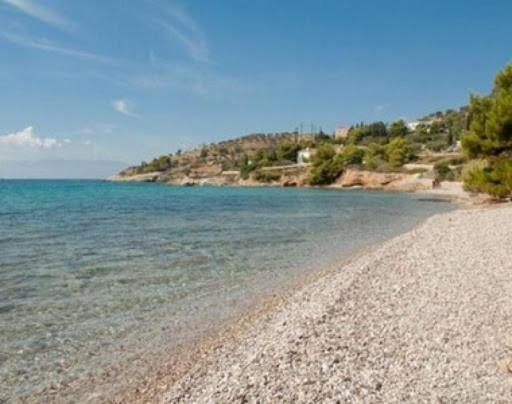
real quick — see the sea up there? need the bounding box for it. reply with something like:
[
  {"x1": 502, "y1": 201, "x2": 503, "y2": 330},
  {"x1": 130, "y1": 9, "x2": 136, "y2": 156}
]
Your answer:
[{"x1": 0, "y1": 180, "x2": 453, "y2": 401}]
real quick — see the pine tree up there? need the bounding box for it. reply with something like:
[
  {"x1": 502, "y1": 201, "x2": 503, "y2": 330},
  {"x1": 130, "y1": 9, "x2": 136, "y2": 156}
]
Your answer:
[{"x1": 462, "y1": 63, "x2": 512, "y2": 198}]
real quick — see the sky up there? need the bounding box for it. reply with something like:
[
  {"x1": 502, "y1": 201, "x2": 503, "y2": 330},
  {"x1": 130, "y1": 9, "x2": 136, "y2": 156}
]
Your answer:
[{"x1": 0, "y1": 0, "x2": 511, "y2": 176}]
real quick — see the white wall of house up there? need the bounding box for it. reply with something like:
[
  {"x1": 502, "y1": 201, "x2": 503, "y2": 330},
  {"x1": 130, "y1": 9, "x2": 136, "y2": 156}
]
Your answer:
[{"x1": 297, "y1": 149, "x2": 312, "y2": 165}]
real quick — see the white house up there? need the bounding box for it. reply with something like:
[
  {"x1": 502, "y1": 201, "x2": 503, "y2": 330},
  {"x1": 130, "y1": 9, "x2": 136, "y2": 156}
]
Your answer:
[
  {"x1": 407, "y1": 119, "x2": 436, "y2": 131},
  {"x1": 407, "y1": 121, "x2": 421, "y2": 130},
  {"x1": 297, "y1": 148, "x2": 313, "y2": 165}
]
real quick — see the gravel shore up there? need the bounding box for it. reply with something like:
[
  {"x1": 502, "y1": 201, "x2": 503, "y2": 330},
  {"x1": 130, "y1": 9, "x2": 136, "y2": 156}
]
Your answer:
[{"x1": 163, "y1": 206, "x2": 512, "y2": 403}]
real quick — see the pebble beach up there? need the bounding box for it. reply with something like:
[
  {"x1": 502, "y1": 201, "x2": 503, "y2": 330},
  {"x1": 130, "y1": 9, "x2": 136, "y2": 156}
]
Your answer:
[{"x1": 163, "y1": 205, "x2": 512, "y2": 403}]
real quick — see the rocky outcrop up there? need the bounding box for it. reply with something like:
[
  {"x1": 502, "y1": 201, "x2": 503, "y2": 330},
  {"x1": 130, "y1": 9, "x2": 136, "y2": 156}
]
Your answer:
[
  {"x1": 333, "y1": 169, "x2": 432, "y2": 192},
  {"x1": 111, "y1": 167, "x2": 433, "y2": 193},
  {"x1": 109, "y1": 172, "x2": 160, "y2": 182},
  {"x1": 166, "y1": 173, "x2": 240, "y2": 187}
]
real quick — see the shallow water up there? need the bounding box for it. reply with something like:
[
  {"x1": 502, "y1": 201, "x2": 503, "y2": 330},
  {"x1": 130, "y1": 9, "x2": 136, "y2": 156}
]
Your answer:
[{"x1": 0, "y1": 180, "x2": 453, "y2": 401}]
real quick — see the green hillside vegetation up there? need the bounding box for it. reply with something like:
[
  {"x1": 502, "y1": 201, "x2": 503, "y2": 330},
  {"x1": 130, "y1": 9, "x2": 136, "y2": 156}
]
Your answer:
[
  {"x1": 124, "y1": 66, "x2": 512, "y2": 192},
  {"x1": 122, "y1": 111, "x2": 468, "y2": 185},
  {"x1": 118, "y1": 63, "x2": 512, "y2": 199},
  {"x1": 127, "y1": 132, "x2": 315, "y2": 177},
  {"x1": 307, "y1": 108, "x2": 469, "y2": 185},
  {"x1": 461, "y1": 63, "x2": 512, "y2": 198}
]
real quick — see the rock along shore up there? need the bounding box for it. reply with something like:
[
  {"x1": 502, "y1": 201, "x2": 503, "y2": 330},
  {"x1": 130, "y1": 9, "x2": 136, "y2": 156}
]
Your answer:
[{"x1": 162, "y1": 205, "x2": 512, "y2": 403}]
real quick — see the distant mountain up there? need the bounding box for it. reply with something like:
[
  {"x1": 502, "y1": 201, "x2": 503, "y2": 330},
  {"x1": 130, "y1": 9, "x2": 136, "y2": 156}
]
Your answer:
[{"x1": 0, "y1": 159, "x2": 128, "y2": 179}]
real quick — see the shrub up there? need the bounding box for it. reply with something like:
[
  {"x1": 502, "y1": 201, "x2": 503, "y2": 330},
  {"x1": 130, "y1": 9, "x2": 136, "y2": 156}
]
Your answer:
[
  {"x1": 276, "y1": 143, "x2": 301, "y2": 162},
  {"x1": 386, "y1": 138, "x2": 414, "y2": 168},
  {"x1": 253, "y1": 170, "x2": 281, "y2": 183},
  {"x1": 463, "y1": 158, "x2": 512, "y2": 198},
  {"x1": 388, "y1": 120, "x2": 409, "y2": 138},
  {"x1": 364, "y1": 144, "x2": 388, "y2": 170},
  {"x1": 144, "y1": 155, "x2": 172, "y2": 172},
  {"x1": 308, "y1": 145, "x2": 344, "y2": 185},
  {"x1": 425, "y1": 138, "x2": 449, "y2": 152},
  {"x1": 240, "y1": 161, "x2": 256, "y2": 180},
  {"x1": 338, "y1": 145, "x2": 365, "y2": 166},
  {"x1": 434, "y1": 161, "x2": 454, "y2": 181},
  {"x1": 347, "y1": 121, "x2": 388, "y2": 145}
]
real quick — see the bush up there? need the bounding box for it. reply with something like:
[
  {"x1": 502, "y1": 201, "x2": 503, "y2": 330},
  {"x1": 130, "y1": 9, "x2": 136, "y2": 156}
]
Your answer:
[
  {"x1": 253, "y1": 170, "x2": 281, "y2": 183},
  {"x1": 338, "y1": 145, "x2": 365, "y2": 166},
  {"x1": 463, "y1": 158, "x2": 512, "y2": 198},
  {"x1": 386, "y1": 138, "x2": 414, "y2": 168},
  {"x1": 434, "y1": 161, "x2": 455, "y2": 181},
  {"x1": 276, "y1": 143, "x2": 301, "y2": 162},
  {"x1": 425, "y1": 138, "x2": 449, "y2": 152},
  {"x1": 308, "y1": 145, "x2": 344, "y2": 185},
  {"x1": 240, "y1": 160, "x2": 256, "y2": 179},
  {"x1": 364, "y1": 144, "x2": 388, "y2": 170},
  {"x1": 143, "y1": 155, "x2": 172, "y2": 172},
  {"x1": 347, "y1": 121, "x2": 388, "y2": 145},
  {"x1": 389, "y1": 120, "x2": 408, "y2": 138}
]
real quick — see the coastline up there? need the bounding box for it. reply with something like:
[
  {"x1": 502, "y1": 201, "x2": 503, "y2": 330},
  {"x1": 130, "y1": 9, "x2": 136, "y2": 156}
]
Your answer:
[
  {"x1": 159, "y1": 204, "x2": 512, "y2": 403},
  {"x1": 22, "y1": 195, "x2": 504, "y2": 403},
  {"x1": 109, "y1": 170, "x2": 493, "y2": 208},
  {"x1": 5, "y1": 185, "x2": 452, "y2": 404}
]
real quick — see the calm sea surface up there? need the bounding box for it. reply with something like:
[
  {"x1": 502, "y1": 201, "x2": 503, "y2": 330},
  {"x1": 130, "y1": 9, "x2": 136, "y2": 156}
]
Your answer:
[{"x1": 0, "y1": 180, "x2": 453, "y2": 401}]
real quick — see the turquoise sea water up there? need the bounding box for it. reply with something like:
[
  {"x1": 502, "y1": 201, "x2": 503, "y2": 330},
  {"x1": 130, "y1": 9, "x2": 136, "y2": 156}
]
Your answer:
[{"x1": 0, "y1": 180, "x2": 453, "y2": 401}]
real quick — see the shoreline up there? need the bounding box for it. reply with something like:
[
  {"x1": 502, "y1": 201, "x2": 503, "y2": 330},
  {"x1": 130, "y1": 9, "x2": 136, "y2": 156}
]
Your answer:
[
  {"x1": 109, "y1": 173, "x2": 493, "y2": 208},
  {"x1": 84, "y1": 217, "x2": 409, "y2": 404},
  {"x1": 7, "y1": 185, "x2": 453, "y2": 404},
  {"x1": 160, "y1": 204, "x2": 512, "y2": 402},
  {"x1": 106, "y1": 205, "x2": 457, "y2": 403}
]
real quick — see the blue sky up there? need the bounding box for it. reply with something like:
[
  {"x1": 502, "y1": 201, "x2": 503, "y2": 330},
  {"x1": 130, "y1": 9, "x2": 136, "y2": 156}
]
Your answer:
[{"x1": 0, "y1": 0, "x2": 511, "y2": 169}]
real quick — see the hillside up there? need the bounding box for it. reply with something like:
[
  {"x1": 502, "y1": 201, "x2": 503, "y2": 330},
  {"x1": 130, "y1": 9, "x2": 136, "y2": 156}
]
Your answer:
[{"x1": 114, "y1": 107, "x2": 468, "y2": 188}]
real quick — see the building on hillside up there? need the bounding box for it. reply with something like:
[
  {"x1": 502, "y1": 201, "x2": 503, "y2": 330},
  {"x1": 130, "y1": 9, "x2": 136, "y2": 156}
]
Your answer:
[
  {"x1": 297, "y1": 148, "x2": 314, "y2": 165},
  {"x1": 407, "y1": 119, "x2": 437, "y2": 131},
  {"x1": 407, "y1": 121, "x2": 421, "y2": 130},
  {"x1": 335, "y1": 126, "x2": 350, "y2": 139}
]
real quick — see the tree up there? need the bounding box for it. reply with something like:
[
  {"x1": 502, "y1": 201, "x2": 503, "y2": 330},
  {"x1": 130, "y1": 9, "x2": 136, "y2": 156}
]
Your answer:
[
  {"x1": 276, "y1": 143, "x2": 301, "y2": 162},
  {"x1": 434, "y1": 161, "x2": 454, "y2": 181},
  {"x1": 364, "y1": 143, "x2": 387, "y2": 170},
  {"x1": 386, "y1": 138, "x2": 414, "y2": 167},
  {"x1": 368, "y1": 121, "x2": 388, "y2": 137},
  {"x1": 389, "y1": 120, "x2": 408, "y2": 138},
  {"x1": 429, "y1": 121, "x2": 445, "y2": 134},
  {"x1": 314, "y1": 131, "x2": 332, "y2": 144},
  {"x1": 338, "y1": 145, "x2": 364, "y2": 165},
  {"x1": 346, "y1": 121, "x2": 388, "y2": 145},
  {"x1": 240, "y1": 155, "x2": 256, "y2": 179},
  {"x1": 461, "y1": 63, "x2": 512, "y2": 198},
  {"x1": 308, "y1": 145, "x2": 344, "y2": 185}
]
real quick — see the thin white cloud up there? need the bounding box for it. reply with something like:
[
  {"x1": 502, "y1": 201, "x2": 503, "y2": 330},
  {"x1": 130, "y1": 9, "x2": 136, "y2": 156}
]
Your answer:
[
  {"x1": 75, "y1": 124, "x2": 115, "y2": 136},
  {"x1": 0, "y1": 31, "x2": 111, "y2": 62},
  {"x1": 128, "y1": 68, "x2": 260, "y2": 96},
  {"x1": 112, "y1": 99, "x2": 139, "y2": 118},
  {"x1": 123, "y1": 57, "x2": 260, "y2": 96},
  {"x1": 374, "y1": 104, "x2": 389, "y2": 115},
  {"x1": 0, "y1": 0, "x2": 73, "y2": 31},
  {"x1": 0, "y1": 126, "x2": 61, "y2": 148},
  {"x1": 159, "y1": 6, "x2": 210, "y2": 63}
]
